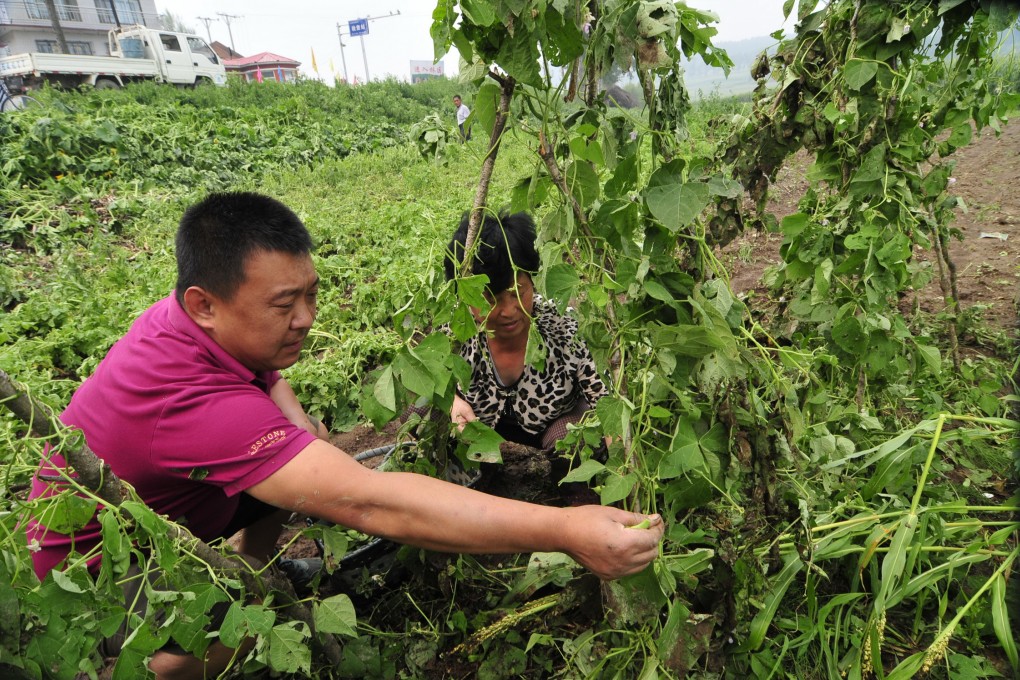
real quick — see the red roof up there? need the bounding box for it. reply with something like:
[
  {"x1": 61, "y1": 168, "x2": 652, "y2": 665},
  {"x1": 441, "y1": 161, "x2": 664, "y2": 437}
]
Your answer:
[{"x1": 224, "y1": 52, "x2": 300, "y2": 68}]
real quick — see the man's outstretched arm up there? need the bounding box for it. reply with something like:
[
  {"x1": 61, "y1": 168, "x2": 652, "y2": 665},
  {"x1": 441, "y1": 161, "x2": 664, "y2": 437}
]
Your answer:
[{"x1": 246, "y1": 439, "x2": 663, "y2": 581}]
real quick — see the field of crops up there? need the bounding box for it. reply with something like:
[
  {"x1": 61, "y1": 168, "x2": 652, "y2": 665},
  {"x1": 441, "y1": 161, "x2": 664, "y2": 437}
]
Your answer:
[{"x1": 1, "y1": 1, "x2": 1018, "y2": 678}]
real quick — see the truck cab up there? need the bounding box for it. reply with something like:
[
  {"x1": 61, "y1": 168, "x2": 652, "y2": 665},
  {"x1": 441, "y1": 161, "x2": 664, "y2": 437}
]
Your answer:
[{"x1": 111, "y1": 26, "x2": 226, "y2": 86}]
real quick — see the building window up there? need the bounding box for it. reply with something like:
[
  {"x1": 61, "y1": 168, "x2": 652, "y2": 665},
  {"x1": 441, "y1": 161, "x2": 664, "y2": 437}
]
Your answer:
[
  {"x1": 36, "y1": 40, "x2": 94, "y2": 55},
  {"x1": 95, "y1": 0, "x2": 144, "y2": 25},
  {"x1": 27, "y1": 1, "x2": 83, "y2": 22}
]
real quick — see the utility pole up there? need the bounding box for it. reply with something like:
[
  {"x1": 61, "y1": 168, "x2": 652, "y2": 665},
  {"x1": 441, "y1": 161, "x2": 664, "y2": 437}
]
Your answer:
[
  {"x1": 43, "y1": 0, "x2": 69, "y2": 53},
  {"x1": 107, "y1": 0, "x2": 122, "y2": 29},
  {"x1": 196, "y1": 16, "x2": 218, "y2": 43},
  {"x1": 334, "y1": 24, "x2": 349, "y2": 83},
  {"x1": 216, "y1": 12, "x2": 242, "y2": 54},
  {"x1": 336, "y1": 10, "x2": 400, "y2": 84}
]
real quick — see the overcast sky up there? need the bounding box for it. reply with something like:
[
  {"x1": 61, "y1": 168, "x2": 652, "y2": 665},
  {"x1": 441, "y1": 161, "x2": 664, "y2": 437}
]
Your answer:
[{"x1": 155, "y1": 1, "x2": 793, "y2": 82}]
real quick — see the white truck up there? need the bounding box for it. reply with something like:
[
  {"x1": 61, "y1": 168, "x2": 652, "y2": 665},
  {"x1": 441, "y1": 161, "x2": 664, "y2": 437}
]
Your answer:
[{"x1": 0, "y1": 25, "x2": 227, "y2": 92}]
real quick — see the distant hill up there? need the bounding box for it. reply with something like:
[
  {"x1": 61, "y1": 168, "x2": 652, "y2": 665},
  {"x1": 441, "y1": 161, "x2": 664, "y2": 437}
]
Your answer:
[{"x1": 683, "y1": 35, "x2": 774, "y2": 99}]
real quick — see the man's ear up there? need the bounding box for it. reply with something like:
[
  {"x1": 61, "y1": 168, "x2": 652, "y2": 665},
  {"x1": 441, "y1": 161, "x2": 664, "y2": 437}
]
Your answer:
[{"x1": 182, "y1": 286, "x2": 217, "y2": 330}]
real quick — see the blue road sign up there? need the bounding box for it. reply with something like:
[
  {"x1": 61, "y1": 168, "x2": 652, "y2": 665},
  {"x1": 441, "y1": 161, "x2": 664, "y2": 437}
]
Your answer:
[{"x1": 349, "y1": 18, "x2": 369, "y2": 36}]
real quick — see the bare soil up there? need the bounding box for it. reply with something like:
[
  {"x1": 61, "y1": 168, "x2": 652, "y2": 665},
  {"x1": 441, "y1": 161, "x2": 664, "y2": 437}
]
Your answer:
[{"x1": 723, "y1": 122, "x2": 1020, "y2": 338}]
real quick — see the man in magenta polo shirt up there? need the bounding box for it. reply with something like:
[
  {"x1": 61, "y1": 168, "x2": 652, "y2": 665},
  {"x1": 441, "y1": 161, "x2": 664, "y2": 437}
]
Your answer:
[{"x1": 28, "y1": 192, "x2": 663, "y2": 678}]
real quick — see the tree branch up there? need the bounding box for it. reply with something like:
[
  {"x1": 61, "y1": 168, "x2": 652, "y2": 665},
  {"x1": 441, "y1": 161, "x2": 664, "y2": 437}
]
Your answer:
[{"x1": 460, "y1": 75, "x2": 517, "y2": 277}]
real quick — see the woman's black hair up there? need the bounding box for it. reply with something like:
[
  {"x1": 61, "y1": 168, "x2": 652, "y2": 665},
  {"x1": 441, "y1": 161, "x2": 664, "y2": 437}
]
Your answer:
[
  {"x1": 175, "y1": 192, "x2": 312, "y2": 304},
  {"x1": 445, "y1": 212, "x2": 540, "y2": 294}
]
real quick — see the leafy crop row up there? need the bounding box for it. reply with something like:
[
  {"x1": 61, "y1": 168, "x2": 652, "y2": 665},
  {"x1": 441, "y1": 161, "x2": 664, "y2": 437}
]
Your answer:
[{"x1": 0, "y1": 1, "x2": 1017, "y2": 678}]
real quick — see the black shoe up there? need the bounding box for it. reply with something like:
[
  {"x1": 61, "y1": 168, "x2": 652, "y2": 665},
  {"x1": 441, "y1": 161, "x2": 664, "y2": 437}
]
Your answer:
[{"x1": 278, "y1": 557, "x2": 323, "y2": 591}]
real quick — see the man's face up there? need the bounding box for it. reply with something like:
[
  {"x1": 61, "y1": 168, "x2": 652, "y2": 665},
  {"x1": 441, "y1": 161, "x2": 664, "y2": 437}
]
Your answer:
[
  {"x1": 453, "y1": 96, "x2": 461, "y2": 107},
  {"x1": 204, "y1": 249, "x2": 319, "y2": 373}
]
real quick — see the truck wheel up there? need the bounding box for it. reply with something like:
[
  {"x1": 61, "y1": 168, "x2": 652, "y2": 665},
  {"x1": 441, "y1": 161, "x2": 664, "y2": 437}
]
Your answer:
[{"x1": 94, "y1": 79, "x2": 121, "y2": 90}]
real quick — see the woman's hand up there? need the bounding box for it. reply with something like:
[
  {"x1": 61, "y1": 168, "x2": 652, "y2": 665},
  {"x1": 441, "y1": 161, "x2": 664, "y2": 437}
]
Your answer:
[
  {"x1": 450, "y1": 394, "x2": 477, "y2": 432},
  {"x1": 559, "y1": 506, "x2": 664, "y2": 580}
]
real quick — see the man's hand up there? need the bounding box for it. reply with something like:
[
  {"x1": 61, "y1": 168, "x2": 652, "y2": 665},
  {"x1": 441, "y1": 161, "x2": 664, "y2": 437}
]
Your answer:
[{"x1": 559, "y1": 506, "x2": 664, "y2": 580}]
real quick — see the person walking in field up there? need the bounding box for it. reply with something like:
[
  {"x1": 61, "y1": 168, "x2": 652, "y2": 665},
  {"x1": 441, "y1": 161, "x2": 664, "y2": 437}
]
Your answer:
[
  {"x1": 454, "y1": 94, "x2": 471, "y2": 141},
  {"x1": 26, "y1": 192, "x2": 663, "y2": 679}
]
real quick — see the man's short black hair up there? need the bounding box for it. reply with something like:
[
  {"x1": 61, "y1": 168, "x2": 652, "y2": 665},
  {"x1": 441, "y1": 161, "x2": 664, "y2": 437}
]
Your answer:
[
  {"x1": 175, "y1": 192, "x2": 313, "y2": 303},
  {"x1": 445, "y1": 212, "x2": 540, "y2": 295}
]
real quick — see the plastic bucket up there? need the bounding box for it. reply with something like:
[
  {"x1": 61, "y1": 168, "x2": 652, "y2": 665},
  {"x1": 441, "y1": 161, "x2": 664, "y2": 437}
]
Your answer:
[{"x1": 119, "y1": 38, "x2": 144, "y2": 59}]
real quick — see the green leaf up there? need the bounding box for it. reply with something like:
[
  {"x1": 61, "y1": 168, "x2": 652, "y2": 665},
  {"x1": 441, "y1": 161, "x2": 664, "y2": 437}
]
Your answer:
[
  {"x1": 314, "y1": 594, "x2": 359, "y2": 637},
  {"x1": 472, "y1": 80, "x2": 501, "y2": 137},
  {"x1": 320, "y1": 524, "x2": 350, "y2": 570},
  {"x1": 938, "y1": 0, "x2": 969, "y2": 15},
  {"x1": 507, "y1": 552, "x2": 578, "y2": 601},
  {"x1": 560, "y1": 459, "x2": 605, "y2": 483},
  {"x1": 851, "y1": 144, "x2": 887, "y2": 183},
  {"x1": 986, "y1": 0, "x2": 1020, "y2": 31},
  {"x1": 605, "y1": 153, "x2": 638, "y2": 198},
  {"x1": 947, "y1": 123, "x2": 972, "y2": 149},
  {"x1": 268, "y1": 621, "x2": 312, "y2": 675},
  {"x1": 32, "y1": 493, "x2": 97, "y2": 534},
  {"x1": 545, "y1": 263, "x2": 580, "y2": 303},
  {"x1": 991, "y1": 572, "x2": 1018, "y2": 672},
  {"x1": 831, "y1": 315, "x2": 866, "y2": 353},
  {"x1": 450, "y1": 300, "x2": 479, "y2": 342},
  {"x1": 875, "y1": 513, "x2": 917, "y2": 611},
  {"x1": 743, "y1": 555, "x2": 803, "y2": 651},
  {"x1": 460, "y1": 420, "x2": 504, "y2": 463},
  {"x1": 707, "y1": 175, "x2": 743, "y2": 198},
  {"x1": 810, "y1": 258, "x2": 833, "y2": 305},
  {"x1": 564, "y1": 161, "x2": 600, "y2": 208},
  {"x1": 600, "y1": 471, "x2": 637, "y2": 505},
  {"x1": 643, "y1": 279, "x2": 674, "y2": 303},
  {"x1": 651, "y1": 325, "x2": 726, "y2": 358},
  {"x1": 913, "y1": 343, "x2": 941, "y2": 376},
  {"x1": 644, "y1": 182, "x2": 711, "y2": 232},
  {"x1": 595, "y1": 396, "x2": 631, "y2": 439},
  {"x1": 494, "y1": 28, "x2": 542, "y2": 85},
  {"x1": 372, "y1": 365, "x2": 398, "y2": 412},
  {"x1": 461, "y1": 0, "x2": 498, "y2": 26},
  {"x1": 51, "y1": 568, "x2": 88, "y2": 594},
  {"x1": 394, "y1": 352, "x2": 436, "y2": 399},
  {"x1": 780, "y1": 212, "x2": 810, "y2": 238},
  {"x1": 844, "y1": 59, "x2": 878, "y2": 90}
]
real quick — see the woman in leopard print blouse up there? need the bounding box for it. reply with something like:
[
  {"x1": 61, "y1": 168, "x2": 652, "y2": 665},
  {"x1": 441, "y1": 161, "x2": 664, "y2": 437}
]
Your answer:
[{"x1": 445, "y1": 212, "x2": 608, "y2": 451}]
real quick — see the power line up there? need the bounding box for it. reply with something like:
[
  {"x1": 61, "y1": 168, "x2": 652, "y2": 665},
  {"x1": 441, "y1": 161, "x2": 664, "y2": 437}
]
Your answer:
[
  {"x1": 196, "y1": 16, "x2": 218, "y2": 44},
  {"x1": 215, "y1": 12, "x2": 243, "y2": 53}
]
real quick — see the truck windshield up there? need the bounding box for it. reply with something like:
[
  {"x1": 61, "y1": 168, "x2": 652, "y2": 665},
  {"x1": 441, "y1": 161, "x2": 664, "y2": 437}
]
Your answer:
[{"x1": 187, "y1": 37, "x2": 219, "y2": 64}]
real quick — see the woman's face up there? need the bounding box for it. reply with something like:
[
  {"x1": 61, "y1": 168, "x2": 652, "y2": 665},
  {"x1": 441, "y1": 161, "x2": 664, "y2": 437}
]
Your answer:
[{"x1": 474, "y1": 272, "x2": 535, "y2": 343}]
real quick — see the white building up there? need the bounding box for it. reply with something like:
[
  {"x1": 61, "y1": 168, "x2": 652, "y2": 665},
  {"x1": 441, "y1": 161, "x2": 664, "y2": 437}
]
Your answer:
[{"x1": 0, "y1": 1, "x2": 160, "y2": 57}]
